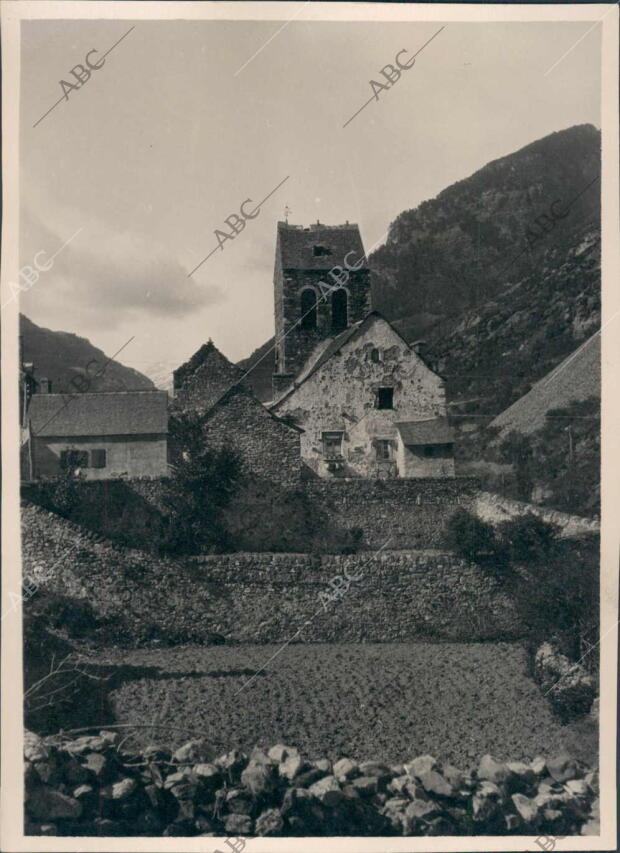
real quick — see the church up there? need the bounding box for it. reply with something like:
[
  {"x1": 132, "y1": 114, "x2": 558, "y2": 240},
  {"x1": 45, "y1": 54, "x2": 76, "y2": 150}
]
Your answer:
[{"x1": 269, "y1": 220, "x2": 455, "y2": 479}]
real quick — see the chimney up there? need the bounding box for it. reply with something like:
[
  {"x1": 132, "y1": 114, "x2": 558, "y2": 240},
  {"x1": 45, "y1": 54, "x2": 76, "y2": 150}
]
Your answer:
[{"x1": 39, "y1": 378, "x2": 52, "y2": 394}]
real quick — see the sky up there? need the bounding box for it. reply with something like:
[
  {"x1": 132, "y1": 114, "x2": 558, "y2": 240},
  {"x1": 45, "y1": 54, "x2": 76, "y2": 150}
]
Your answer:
[{"x1": 20, "y1": 16, "x2": 601, "y2": 387}]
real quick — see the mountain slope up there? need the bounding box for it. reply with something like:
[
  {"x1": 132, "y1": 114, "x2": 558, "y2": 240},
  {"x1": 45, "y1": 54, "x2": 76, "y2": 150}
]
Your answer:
[
  {"x1": 20, "y1": 314, "x2": 154, "y2": 393},
  {"x1": 239, "y1": 125, "x2": 601, "y2": 409}
]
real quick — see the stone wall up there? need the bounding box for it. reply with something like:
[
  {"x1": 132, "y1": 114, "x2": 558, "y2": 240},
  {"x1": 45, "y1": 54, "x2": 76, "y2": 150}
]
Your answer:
[
  {"x1": 473, "y1": 491, "x2": 599, "y2": 538},
  {"x1": 306, "y1": 477, "x2": 479, "y2": 549},
  {"x1": 191, "y1": 549, "x2": 523, "y2": 643},
  {"x1": 24, "y1": 730, "x2": 599, "y2": 838}
]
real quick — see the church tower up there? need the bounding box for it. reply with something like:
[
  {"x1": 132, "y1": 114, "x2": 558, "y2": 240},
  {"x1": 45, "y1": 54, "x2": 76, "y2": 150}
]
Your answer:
[{"x1": 272, "y1": 221, "x2": 371, "y2": 398}]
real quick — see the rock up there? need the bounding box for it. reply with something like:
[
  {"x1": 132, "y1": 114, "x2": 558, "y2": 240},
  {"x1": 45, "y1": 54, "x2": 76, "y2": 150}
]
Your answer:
[
  {"x1": 109, "y1": 778, "x2": 137, "y2": 800},
  {"x1": 309, "y1": 775, "x2": 345, "y2": 807},
  {"x1": 314, "y1": 758, "x2": 332, "y2": 773},
  {"x1": 33, "y1": 761, "x2": 57, "y2": 784},
  {"x1": 194, "y1": 763, "x2": 221, "y2": 787},
  {"x1": 249, "y1": 747, "x2": 273, "y2": 765},
  {"x1": 225, "y1": 813, "x2": 253, "y2": 834},
  {"x1": 405, "y1": 755, "x2": 437, "y2": 779},
  {"x1": 268, "y1": 744, "x2": 297, "y2": 763},
  {"x1": 477, "y1": 754, "x2": 513, "y2": 786},
  {"x1": 169, "y1": 777, "x2": 199, "y2": 801},
  {"x1": 163, "y1": 771, "x2": 188, "y2": 789},
  {"x1": 402, "y1": 798, "x2": 442, "y2": 833},
  {"x1": 506, "y1": 761, "x2": 536, "y2": 792},
  {"x1": 349, "y1": 776, "x2": 379, "y2": 796},
  {"x1": 24, "y1": 731, "x2": 49, "y2": 763},
  {"x1": 333, "y1": 757, "x2": 358, "y2": 782},
  {"x1": 226, "y1": 788, "x2": 253, "y2": 814},
  {"x1": 296, "y1": 767, "x2": 328, "y2": 788},
  {"x1": 442, "y1": 764, "x2": 465, "y2": 790},
  {"x1": 504, "y1": 813, "x2": 521, "y2": 832},
  {"x1": 240, "y1": 760, "x2": 278, "y2": 796},
  {"x1": 173, "y1": 739, "x2": 213, "y2": 765},
  {"x1": 418, "y1": 769, "x2": 453, "y2": 797},
  {"x1": 380, "y1": 797, "x2": 408, "y2": 831},
  {"x1": 279, "y1": 753, "x2": 304, "y2": 781},
  {"x1": 73, "y1": 784, "x2": 95, "y2": 801},
  {"x1": 511, "y1": 793, "x2": 539, "y2": 824},
  {"x1": 547, "y1": 754, "x2": 583, "y2": 783},
  {"x1": 62, "y1": 755, "x2": 91, "y2": 785},
  {"x1": 585, "y1": 770, "x2": 599, "y2": 794},
  {"x1": 387, "y1": 774, "x2": 409, "y2": 795},
  {"x1": 531, "y1": 756, "x2": 547, "y2": 776},
  {"x1": 27, "y1": 787, "x2": 82, "y2": 821},
  {"x1": 64, "y1": 735, "x2": 108, "y2": 755},
  {"x1": 358, "y1": 761, "x2": 391, "y2": 778},
  {"x1": 215, "y1": 749, "x2": 247, "y2": 776},
  {"x1": 472, "y1": 781, "x2": 501, "y2": 822},
  {"x1": 565, "y1": 778, "x2": 589, "y2": 797},
  {"x1": 83, "y1": 752, "x2": 108, "y2": 778},
  {"x1": 255, "y1": 807, "x2": 284, "y2": 836},
  {"x1": 99, "y1": 730, "x2": 121, "y2": 747},
  {"x1": 143, "y1": 745, "x2": 172, "y2": 763}
]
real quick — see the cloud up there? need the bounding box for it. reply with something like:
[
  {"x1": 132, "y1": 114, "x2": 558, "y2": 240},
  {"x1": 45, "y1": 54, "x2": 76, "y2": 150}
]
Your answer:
[{"x1": 19, "y1": 203, "x2": 224, "y2": 329}]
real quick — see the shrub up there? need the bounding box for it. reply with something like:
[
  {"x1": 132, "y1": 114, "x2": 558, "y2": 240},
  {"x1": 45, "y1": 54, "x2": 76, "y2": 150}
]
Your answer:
[
  {"x1": 443, "y1": 508, "x2": 498, "y2": 562},
  {"x1": 497, "y1": 513, "x2": 559, "y2": 564}
]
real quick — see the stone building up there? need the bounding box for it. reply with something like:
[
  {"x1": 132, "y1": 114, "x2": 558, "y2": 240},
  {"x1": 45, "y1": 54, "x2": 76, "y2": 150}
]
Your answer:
[
  {"x1": 26, "y1": 390, "x2": 169, "y2": 480},
  {"x1": 269, "y1": 222, "x2": 455, "y2": 479},
  {"x1": 173, "y1": 341, "x2": 302, "y2": 484}
]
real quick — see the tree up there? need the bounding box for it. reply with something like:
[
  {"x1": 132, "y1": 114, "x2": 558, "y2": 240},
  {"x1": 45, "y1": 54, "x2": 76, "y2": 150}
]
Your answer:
[
  {"x1": 444, "y1": 507, "x2": 499, "y2": 562},
  {"x1": 162, "y1": 412, "x2": 243, "y2": 554}
]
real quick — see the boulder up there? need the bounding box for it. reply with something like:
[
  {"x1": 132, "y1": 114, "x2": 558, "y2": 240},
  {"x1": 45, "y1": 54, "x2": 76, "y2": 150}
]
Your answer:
[
  {"x1": 268, "y1": 744, "x2": 297, "y2": 763},
  {"x1": 225, "y1": 813, "x2": 253, "y2": 834},
  {"x1": 511, "y1": 793, "x2": 540, "y2": 825},
  {"x1": 24, "y1": 731, "x2": 49, "y2": 764},
  {"x1": 547, "y1": 754, "x2": 583, "y2": 784},
  {"x1": 405, "y1": 755, "x2": 437, "y2": 779},
  {"x1": 109, "y1": 778, "x2": 138, "y2": 801},
  {"x1": 194, "y1": 763, "x2": 221, "y2": 787},
  {"x1": 27, "y1": 787, "x2": 82, "y2": 821},
  {"x1": 240, "y1": 760, "x2": 278, "y2": 796},
  {"x1": 64, "y1": 735, "x2": 108, "y2": 755},
  {"x1": 279, "y1": 753, "x2": 304, "y2": 781},
  {"x1": 309, "y1": 775, "x2": 345, "y2": 807},
  {"x1": 314, "y1": 758, "x2": 332, "y2": 773},
  {"x1": 83, "y1": 752, "x2": 109, "y2": 779},
  {"x1": 349, "y1": 776, "x2": 379, "y2": 797},
  {"x1": 215, "y1": 749, "x2": 247, "y2": 776},
  {"x1": 477, "y1": 754, "x2": 513, "y2": 786},
  {"x1": 173, "y1": 739, "x2": 213, "y2": 765},
  {"x1": 255, "y1": 807, "x2": 284, "y2": 836},
  {"x1": 358, "y1": 761, "x2": 391, "y2": 778},
  {"x1": 531, "y1": 756, "x2": 547, "y2": 776},
  {"x1": 418, "y1": 769, "x2": 453, "y2": 798},
  {"x1": 333, "y1": 757, "x2": 358, "y2": 782},
  {"x1": 225, "y1": 788, "x2": 253, "y2": 815}
]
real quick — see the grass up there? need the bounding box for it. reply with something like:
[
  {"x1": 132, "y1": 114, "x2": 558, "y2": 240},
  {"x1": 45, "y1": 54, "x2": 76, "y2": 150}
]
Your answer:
[{"x1": 100, "y1": 642, "x2": 596, "y2": 768}]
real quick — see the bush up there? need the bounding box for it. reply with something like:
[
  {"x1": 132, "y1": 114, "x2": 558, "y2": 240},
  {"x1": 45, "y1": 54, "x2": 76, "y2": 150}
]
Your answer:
[
  {"x1": 497, "y1": 513, "x2": 559, "y2": 564},
  {"x1": 443, "y1": 508, "x2": 499, "y2": 562}
]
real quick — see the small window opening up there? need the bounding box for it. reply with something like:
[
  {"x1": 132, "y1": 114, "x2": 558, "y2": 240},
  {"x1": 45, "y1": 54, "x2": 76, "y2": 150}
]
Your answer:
[
  {"x1": 423, "y1": 446, "x2": 436, "y2": 458},
  {"x1": 322, "y1": 431, "x2": 343, "y2": 459},
  {"x1": 331, "y1": 288, "x2": 348, "y2": 332},
  {"x1": 313, "y1": 245, "x2": 332, "y2": 257},
  {"x1": 91, "y1": 449, "x2": 107, "y2": 469},
  {"x1": 376, "y1": 440, "x2": 391, "y2": 460},
  {"x1": 371, "y1": 348, "x2": 381, "y2": 363},
  {"x1": 376, "y1": 387, "x2": 394, "y2": 410},
  {"x1": 300, "y1": 288, "x2": 318, "y2": 330}
]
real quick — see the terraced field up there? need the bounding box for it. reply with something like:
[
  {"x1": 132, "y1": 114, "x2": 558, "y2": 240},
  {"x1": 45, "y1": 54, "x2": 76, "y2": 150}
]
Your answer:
[{"x1": 102, "y1": 642, "x2": 596, "y2": 767}]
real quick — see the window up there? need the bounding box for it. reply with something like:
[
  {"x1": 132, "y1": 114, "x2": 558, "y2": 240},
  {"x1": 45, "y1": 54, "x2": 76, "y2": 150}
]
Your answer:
[
  {"x1": 313, "y1": 245, "x2": 331, "y2": 257},
  {"x1": 423, "y1": 446, "x2": 436, "y2": 458},
  {"x1": 60, "y1": 450, "x2": 89, "y2": 469},
  {"x1": 300, "y1": 288, "x2": 318, "y2": 330},
  {"x1": 370, "y1": 348, "x2": 381, "y2": 363},
  {"x1": 331, "y1": 288, "x2": 348, "y2": 332},
  {"x1": 376, "y1": 440, "x2": 391, "y2": 460},
  {"x1": 91, "y1": 449, "x2": 107, "y2": 469},
  {"x1": 322, "y1": 431, "x2": 343, "y2": 459},
  {"x1": 376, "y1": 387, "x2": 394, "y2": 410}
]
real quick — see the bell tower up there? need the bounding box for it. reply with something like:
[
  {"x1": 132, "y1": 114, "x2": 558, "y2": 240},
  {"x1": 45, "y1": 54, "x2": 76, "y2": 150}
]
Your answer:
[{"x1": 272, "y1": 221, "x2": 371, "y2": 398}]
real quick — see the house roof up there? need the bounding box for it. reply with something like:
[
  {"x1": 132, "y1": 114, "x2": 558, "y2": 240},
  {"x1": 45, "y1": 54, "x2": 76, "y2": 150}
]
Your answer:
[
  {"x1": 271, "y1": 312, "x2": 423, "y2": 408},
  {"x1": 276, "y1": 221, "x2": 368, "y2": 271},
  {"x1": 28, "y1": 390, "x2": 169, "y2": 438},
  {"x1": 173, "y1": 340, "x2": 242, "y2": 389},
  {"x1": 202, "y1": 383, "x2": 304, "y2": 433},
  {"x1": 395, "y1": 418, "x2": 454, "y2": 445}
]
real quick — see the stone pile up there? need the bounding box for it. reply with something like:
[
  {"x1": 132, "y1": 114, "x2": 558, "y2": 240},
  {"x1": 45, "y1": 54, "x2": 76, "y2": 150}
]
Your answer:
[{"x1": 24, "y1": 730, "x2": 599, "y2": 837}]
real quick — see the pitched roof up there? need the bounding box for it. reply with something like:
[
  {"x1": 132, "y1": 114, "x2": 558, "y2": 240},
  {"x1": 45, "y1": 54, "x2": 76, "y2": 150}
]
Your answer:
[
  {"x1": 28, "y1": 390, "x2": 169, "y2": 438},
  {"x1": 271, "y1": 312, "x2": 419, "y2": 407},
  {"x1": 395, "y1": 418, "x2": 454, "y2": 445},
  {"x1": 202, "y1": 383, "x2": 304, "y2": 432},
  {"x1": 277, "y1": 221, "x2": 368, "y2": 271},
  {"x1": 173, "y1": 341, "x2": 242, "y2": 389},
  {"x1": 490, "y1": 332, "x2": 601, "y2": 437}
]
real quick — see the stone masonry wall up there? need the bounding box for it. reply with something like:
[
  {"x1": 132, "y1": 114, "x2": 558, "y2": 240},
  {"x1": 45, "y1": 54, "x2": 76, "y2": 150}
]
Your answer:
[
  {"x1": 306, "y1": 477, "x2": 480, "y2": 549},
  {"x1": 192, "y1": 549, "x2": 523, "y2": 643}
]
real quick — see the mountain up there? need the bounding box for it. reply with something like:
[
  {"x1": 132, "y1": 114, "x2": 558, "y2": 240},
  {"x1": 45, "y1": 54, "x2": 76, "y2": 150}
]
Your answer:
[
  {"x1": 238, "y1": 125, "x2": 601, "y2": 410},
  {"x1": 20, "y1": 314, "x2": 154, "y2": 393}
]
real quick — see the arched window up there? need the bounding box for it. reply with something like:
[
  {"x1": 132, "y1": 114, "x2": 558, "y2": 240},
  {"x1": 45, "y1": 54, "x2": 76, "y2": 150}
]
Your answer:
[
  {"x1": 331, "y1": 288, "x2": 348, "y2": 332},
  {"x1": 300, "y1": 288, "x2": 317, "y2": 329}
]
